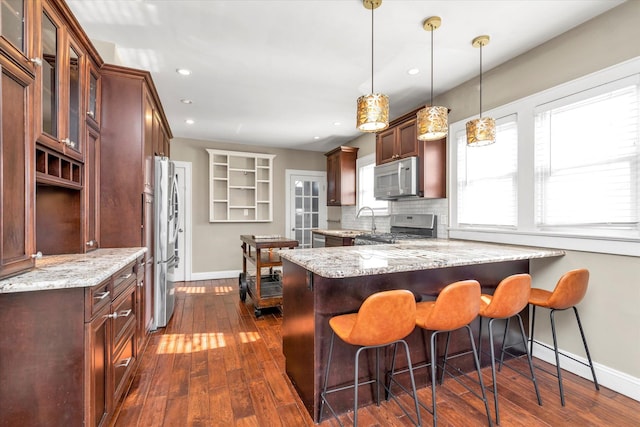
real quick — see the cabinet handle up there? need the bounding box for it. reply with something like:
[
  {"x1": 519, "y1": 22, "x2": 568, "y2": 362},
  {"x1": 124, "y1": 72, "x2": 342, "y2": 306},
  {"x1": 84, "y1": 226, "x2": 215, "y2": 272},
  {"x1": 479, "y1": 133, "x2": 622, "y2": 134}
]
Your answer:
[
  {"x1": 61, "y1": 138, "x2": 75, "y2": 147},
  {"x1": 86, "y1": 240, "x2": 97, "y2": 247},
  {"x1": 94, "y1": 291, "x2": 110, "y2": 300},
  {"x1": 87, "y1": 111, "x2": 94, "y2": 117},
  {"x1": 137, "y1": 280, "x2": 144, "y2": 287},
  {"x1": 118, "y1": 309, "x2": 133, "y2": 318},
  {"x1": 29, "y1": 57, "x2": 43, "y2": 66},
  {"x1": 31, "y1": 251, "x2": 43, "y2": 259},
  {"x1": 120, "y1": 273, "x2": 133, "y2": 280},
  {"x1": 115, "y1": 357, "x2": 133, "y2": 368},
  {"x1": 104, "y1": 312, "x2": 118, "y2": 319}
]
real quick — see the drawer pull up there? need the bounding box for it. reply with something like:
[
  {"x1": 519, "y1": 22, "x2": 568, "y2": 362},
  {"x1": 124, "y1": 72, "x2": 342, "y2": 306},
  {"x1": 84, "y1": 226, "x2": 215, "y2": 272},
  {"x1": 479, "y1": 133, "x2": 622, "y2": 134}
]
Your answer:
[
  {"x1": 94, "y1": 291, "x2": 110, "y2": 300},
  {"x1": 115, "y1": 357, "x2": 132, "y2": 368},
  {"x1": 119, "y1": 273, "x2": 133, "y2": 280},
  {"x1": 118, "y1": 309, "x2": 133, "y2": 318}
]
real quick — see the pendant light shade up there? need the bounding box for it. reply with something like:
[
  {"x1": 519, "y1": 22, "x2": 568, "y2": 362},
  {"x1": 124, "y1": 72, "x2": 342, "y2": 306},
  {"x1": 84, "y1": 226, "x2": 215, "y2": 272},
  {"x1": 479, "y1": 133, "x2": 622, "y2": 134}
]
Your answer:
[
  {"x1": 417, "y1": 16, "x2": 448, "y2": 141},
  {"x1": 356, "y1": 0, "x2": 389, "y2": 133},
  {"x1": 357, "y1": 93, "x2": 390, "y2": 132},
  {"x1": 466, "y1": 35, "x2": 495, "y2": 146}
]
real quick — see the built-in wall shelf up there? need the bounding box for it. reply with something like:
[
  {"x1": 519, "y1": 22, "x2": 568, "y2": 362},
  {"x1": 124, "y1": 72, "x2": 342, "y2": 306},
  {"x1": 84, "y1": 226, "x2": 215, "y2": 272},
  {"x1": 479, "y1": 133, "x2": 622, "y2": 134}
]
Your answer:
[
  {"x1": 207, "y1": 149, "x2": 275, "y2": 222},
  {"x1": 35, "y1": 146, "x2": 82, "y2": 190}
]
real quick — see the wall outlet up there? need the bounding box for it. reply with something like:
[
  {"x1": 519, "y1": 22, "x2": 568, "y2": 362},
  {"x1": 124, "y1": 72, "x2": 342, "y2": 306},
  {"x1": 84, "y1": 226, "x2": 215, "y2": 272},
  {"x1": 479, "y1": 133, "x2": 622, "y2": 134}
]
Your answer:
[
  {"x1": 441, "y1": 215, "x2": 448, "y2": 225},
  {"x1": 244, "y1": 209, "x2": 248, "y2": 216}
]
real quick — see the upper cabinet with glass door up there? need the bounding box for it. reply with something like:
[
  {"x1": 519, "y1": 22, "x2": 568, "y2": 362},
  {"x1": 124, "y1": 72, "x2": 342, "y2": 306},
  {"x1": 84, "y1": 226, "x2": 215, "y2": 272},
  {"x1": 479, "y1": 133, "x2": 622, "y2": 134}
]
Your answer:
[
  {"x1": 0, "y1": 0, "x2": 38, "y2": 75},
  {"x1": 36, "y1": 2, "x2": 85, "y2": 161},
  {"x1": 86, "y1": 58, "x2": 100, "y2": 129}
]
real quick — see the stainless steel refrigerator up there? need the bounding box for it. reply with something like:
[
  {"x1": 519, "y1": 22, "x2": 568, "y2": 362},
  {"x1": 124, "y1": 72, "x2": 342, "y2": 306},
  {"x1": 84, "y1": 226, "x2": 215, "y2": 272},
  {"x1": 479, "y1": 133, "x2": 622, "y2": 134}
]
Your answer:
[{"x1": 154, "y1": 156, "x2": 180, "y2": 328}]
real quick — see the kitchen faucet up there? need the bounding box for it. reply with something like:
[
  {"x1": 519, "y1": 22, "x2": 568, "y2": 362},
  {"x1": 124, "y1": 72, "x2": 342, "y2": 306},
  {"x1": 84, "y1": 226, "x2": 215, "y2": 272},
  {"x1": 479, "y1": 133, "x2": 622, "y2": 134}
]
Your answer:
[{"x1": 356, "y1": 206, "x2": 376, "y2": 234}]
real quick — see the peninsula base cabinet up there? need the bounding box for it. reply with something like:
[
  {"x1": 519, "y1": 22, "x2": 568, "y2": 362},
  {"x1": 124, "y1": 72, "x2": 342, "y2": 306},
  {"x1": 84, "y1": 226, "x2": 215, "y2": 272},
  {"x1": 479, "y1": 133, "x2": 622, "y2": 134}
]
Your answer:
[{"x1": 0, "y1": 261, "x2": 139, "y2": 427}]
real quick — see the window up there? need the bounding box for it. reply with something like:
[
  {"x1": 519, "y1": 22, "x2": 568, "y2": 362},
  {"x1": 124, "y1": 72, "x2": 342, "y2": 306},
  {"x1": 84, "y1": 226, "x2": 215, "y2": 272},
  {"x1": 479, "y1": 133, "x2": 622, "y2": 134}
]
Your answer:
[
  {"x1": 534, "y1": 78, "x2": 639, "y2": 238},
  {"x1": 449, "y1": 57, "x2": 640, "y2": 256},
  {"x1": 456, "y1": 115, "x2": 518, "y2": 227},
  {"x1": 356, "y1": 153, "x2": 388, "y2": 215}
]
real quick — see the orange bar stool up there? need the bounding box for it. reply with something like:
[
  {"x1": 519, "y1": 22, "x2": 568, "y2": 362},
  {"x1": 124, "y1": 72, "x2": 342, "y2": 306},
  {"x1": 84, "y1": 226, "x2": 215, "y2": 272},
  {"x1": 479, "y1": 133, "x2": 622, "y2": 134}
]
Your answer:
[
  {"x1": 319, "y1": 290, "x2": 422, "y2": 427},
  {"x1": 477, "y1": 274, "x2": 542, "y2": 424},
  {"x1": 411, "y1": 280, "x2": 492, "y2": 427},
  {"x1": 528, "y1": 268, "x2": 599, "y2": 406}
]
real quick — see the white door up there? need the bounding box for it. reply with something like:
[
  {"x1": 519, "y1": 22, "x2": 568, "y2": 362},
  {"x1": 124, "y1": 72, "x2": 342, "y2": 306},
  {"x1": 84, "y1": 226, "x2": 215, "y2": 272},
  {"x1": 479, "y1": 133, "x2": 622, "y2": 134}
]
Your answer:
[
  {"x1": 173, "y1": 161, "x2": 191, "y2": 282},
  {"x1": 285, "y1": 170, "x2": 327, "y2": 248}
]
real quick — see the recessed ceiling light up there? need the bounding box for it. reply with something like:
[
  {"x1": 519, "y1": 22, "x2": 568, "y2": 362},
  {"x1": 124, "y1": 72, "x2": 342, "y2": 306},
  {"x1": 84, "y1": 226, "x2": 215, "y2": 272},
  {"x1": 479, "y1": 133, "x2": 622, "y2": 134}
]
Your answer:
[
  {"x1": 313, "y1": 136, "x2": 320, "y2": 140},
  {"x1": 407, "y1": 68, "x2": 420, "y2": 75},
  {"x1": 333, "y1": 122, "x2": 341, "y2": 126},
  {"x1": 185, "y1": 119, "x2": 195, "y2": 125},
  {"x1": 176, "y1": 68, "x2": 191, "y2": 76},
  {"x1": 180, "y1": 98, "x2": 193, "y2": 104}
]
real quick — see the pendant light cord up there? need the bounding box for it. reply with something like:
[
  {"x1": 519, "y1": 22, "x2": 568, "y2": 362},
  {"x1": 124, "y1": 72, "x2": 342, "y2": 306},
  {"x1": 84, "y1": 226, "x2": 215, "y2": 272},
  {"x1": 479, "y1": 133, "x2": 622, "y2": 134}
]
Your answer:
[
  {"x1": 371, "y1": 5, "x2": 374, "y2": 94},
  {"x1": 479, "y1": 43, "x2": 483, "y2": 119},
  {"x1": 430, "y1": 24, "x2": 434, "y2": 107}
]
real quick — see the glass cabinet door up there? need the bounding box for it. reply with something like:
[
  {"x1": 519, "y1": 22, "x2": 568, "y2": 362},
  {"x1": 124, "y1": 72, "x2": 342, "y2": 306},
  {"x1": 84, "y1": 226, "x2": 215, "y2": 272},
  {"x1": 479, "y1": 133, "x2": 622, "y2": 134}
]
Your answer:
[
  {"x1": 87, "y1": 61, "x2": 100, "y2": 127},
  {"x1": 41, "y1": 10, "x2": 58, "y2": 138},
  {"x1": 67, "y1": 44, "x2": 81, "y2": 153},
  {"x1": 1, "y1": 0, "x2": 24, "y2": 53}
]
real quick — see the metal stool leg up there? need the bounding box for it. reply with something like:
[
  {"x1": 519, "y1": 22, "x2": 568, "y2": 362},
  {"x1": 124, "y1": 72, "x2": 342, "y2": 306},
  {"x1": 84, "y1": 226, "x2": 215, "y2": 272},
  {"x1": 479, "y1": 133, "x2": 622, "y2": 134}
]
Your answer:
[
  {"x1": 573, "y1": 307, "x2": 599, "y2": 391},
  {"x1": 466, "y1": 325, "x2": 493, "y2": 427},
  {"x1": 320, "y1": 331, "x2": 336, "y2": 421},
  {"x1": 550, "y1": 309, "x2": 566, "y2": 406},
  {"x1": 487, "y1": 318, "x2": 500, "y2": 424},
  {"x1": 515, "y1": 313, "x2": 542, "y2": 406},
  {"x1": 529, "y1": 305, "x2": 537, "y2": 357},
  {"x1": 430, "y1": 331, "x2": 439, "y2": 427}
]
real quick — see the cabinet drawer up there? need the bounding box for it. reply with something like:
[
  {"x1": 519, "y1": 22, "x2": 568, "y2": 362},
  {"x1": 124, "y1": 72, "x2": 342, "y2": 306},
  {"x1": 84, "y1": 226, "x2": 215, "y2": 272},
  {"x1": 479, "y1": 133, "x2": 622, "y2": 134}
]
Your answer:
[
  {"x1": 112, "y1": 326, "x2": 136, "y2": 404},
  {"x1": 113, "y1": 262, "x2": 136, "y2": 298},
  {"x1": 86, "y1": 279, "x2": 111, "y2": 322},
  {"x1": 112, "y1": 283, "x2": 136, "y2": 346}
]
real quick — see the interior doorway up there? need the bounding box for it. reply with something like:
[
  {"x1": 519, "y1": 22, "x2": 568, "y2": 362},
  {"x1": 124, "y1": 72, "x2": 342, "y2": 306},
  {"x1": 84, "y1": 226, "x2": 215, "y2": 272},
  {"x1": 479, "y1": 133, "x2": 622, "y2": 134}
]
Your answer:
[
  {"x1": 173, "y1": 161, "x2": 192, "y2": 281},
  {"x1": 285, "y1": 170, "x2": 327, "y2": 248}
]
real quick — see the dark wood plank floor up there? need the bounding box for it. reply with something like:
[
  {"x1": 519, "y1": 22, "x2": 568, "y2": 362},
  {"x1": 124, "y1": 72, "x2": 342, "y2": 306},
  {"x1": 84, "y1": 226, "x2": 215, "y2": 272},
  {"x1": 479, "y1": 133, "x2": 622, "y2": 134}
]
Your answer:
[{"x1": 114, "y1": 279, "x2": 640, "y2": 427}]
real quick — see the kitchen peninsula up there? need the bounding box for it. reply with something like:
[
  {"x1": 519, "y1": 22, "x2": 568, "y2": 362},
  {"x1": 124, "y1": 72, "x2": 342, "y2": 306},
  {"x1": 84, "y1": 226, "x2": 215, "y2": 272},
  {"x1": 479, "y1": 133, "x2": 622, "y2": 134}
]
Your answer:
[{"x1": 279, "y1": 239, "x2": 564, "y2": 422}]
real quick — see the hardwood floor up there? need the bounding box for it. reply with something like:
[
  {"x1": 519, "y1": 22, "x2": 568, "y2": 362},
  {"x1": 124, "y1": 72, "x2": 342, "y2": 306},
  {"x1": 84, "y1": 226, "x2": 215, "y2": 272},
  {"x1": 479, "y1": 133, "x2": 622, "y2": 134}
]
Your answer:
[{"x1": 114, "y1": 279, "x2": 640, "y2": 427}]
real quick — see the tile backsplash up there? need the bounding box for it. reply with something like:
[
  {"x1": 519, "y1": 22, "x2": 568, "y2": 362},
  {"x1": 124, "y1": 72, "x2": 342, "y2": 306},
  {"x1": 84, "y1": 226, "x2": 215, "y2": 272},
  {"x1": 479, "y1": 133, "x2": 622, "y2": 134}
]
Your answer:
[{"x1": 341, "y1": 198, "x2": 449, "y2": 239}]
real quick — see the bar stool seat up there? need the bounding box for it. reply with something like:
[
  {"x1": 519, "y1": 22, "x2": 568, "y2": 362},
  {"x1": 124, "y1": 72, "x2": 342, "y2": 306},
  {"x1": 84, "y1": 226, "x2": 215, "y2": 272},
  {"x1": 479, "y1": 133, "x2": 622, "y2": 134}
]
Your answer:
[
  {"x1": 320, "y1": 289, "x2": 422, "y2": 426},
  {"x1": 478, "y1": 273, "x2": 542, "y2": 424},
  {"x1": 528, "y1": 268, "x2": 599, "y2": 406},
  {"x1": 411, "y1": 280, "x2": 493, "y2": 427}
]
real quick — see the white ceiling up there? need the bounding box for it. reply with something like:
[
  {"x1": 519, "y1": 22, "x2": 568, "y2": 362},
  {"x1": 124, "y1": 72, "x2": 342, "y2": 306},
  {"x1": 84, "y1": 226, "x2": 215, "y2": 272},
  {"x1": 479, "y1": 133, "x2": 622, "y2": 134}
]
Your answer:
[{"x1": 66, "y1": 0, "x2": 623, "y2": 153}]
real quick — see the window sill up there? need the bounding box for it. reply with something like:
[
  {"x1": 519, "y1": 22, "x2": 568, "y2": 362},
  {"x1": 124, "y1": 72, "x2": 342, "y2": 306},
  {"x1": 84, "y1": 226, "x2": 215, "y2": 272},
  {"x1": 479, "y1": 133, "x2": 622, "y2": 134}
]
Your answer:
[{"x1": 448, "y1": 227, "x2": 640, "y2": 257}]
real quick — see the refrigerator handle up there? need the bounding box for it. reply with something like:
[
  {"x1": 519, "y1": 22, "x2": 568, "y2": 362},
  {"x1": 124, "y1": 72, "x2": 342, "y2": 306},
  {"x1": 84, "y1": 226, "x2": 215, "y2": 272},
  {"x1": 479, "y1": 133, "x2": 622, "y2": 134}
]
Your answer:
[{"x1": 170, "y1": 177, "x2": 181, "y2": 244}]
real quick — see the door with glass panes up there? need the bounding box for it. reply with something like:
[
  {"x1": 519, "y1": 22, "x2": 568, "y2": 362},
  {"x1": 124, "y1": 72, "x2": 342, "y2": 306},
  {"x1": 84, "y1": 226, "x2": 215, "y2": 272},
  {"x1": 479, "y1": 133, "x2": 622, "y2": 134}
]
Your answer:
[{"x1": 287, "y1": 172, "x2": 327, "y2": 248}]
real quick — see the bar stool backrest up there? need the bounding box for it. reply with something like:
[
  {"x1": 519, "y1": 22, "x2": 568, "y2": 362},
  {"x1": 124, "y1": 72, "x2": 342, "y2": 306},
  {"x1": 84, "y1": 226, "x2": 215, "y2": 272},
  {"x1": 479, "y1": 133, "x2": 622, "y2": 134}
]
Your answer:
[
  {"x1": 346, "y1": 290, "x2": 416, "y2": 346},
  {"x1": 424, "y1": 280, "x2": 481, "y2": 331},
  {"x1": 481, "y1": 273, "x2": 531, "y2": 318},
  {"x1": 547, "y1": 268, "x2": 589, "y2": 310}
]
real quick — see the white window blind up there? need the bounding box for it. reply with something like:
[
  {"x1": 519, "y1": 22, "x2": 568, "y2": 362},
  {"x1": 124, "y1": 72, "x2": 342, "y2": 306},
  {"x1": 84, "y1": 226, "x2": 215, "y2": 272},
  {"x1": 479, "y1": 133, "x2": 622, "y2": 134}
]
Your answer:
[
  {"x1": 357, "y1": 154, "x2": 388, "y2": 215},
  {"x1": 534, "y1": 77, "x2": 640, "y2": 237},
  {"x1": 456, "y1": 115, "x2": 518, "y2": 227}
]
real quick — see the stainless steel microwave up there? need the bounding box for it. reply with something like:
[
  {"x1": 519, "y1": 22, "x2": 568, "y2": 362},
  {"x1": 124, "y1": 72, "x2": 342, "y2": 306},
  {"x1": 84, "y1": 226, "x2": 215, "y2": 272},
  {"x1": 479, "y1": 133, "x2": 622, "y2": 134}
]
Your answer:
[{"x1": 373, "y1": 156, "x2": 419, "y2": 200}]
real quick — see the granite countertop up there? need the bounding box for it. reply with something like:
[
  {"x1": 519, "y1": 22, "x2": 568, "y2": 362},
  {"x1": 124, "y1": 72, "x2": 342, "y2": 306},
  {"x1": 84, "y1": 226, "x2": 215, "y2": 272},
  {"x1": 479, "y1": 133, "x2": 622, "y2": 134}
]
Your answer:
[
  {"x1": 0, "y1": 247, "x2": 147, "y2": 294},
  {"x1": 312, "y1": 229, "x2": 366, "y2": 238},
  {"x1": 279, "y1": 239, "x2": 565, "y2": 278}
]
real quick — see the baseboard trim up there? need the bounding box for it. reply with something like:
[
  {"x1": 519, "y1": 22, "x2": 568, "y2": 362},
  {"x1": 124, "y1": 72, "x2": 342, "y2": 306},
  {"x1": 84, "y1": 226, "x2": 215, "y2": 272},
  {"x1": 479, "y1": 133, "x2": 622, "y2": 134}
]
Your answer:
[
  {"x1": 531, "y1": 340, "x2": 640, "y2": 402},
  {"x1": 189, "y1": 270, "x2": 242, "y2": 281}
]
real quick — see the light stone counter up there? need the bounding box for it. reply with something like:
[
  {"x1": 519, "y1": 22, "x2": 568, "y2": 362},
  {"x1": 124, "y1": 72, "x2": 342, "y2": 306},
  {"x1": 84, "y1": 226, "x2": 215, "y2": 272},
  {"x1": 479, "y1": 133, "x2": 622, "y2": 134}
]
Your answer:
[
  {"x1": 279, "y1": 239, "x2": 564, "y2": 278},
  {"x1": 0, "y1": 247, "x2": 147, "y2": 294},
  {"x1": 311, "y1": 229, "x2": 366, "y2": 238}
]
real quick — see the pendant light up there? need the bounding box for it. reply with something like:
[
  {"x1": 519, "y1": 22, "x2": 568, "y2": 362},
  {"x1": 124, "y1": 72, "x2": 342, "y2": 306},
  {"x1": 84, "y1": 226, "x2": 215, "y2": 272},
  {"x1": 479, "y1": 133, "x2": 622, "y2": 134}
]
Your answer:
[
  {"x1": 417, "y1": 16, "x2": 448, "y2": 141},
  {"x1": 466, "y1": 35, "x2": 496, "y2": 146},
  {"x1": 356, "y1": 0, "x2": 389, "y2": 132}
]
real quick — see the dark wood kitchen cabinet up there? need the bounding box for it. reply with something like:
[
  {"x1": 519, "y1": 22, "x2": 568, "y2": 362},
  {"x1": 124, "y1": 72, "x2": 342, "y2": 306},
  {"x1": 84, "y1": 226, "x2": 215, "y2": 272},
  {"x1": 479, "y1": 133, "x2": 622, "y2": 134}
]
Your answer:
[
  {"x1": 325, "y1": 235, "x2": 355, "y2": 247},
  {"x1": 100, "y1": 64, "x2": 171, "y2": 332},
  {"x1": 0, "y1": 46, "x2": 36, "y2": 279},
  {"x1": 0, "y1": 260, "x2": 139, "y2": 427},
  {"x1": 376, "y1": 117, "x2": 419, "y2": 164},
  {"x1": 376, "y1": 107, "x2": 447, "y2": 199},
  {"x1": 325, "y1": 146, "x2": 359, "y2": 206}
]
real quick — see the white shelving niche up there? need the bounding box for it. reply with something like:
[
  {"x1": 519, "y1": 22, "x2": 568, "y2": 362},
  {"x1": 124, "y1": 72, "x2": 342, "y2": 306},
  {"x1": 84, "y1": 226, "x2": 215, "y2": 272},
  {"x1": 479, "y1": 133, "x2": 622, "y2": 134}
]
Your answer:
[{"x1": 207, "y1": 149, "x2": 276, "y2": 222}]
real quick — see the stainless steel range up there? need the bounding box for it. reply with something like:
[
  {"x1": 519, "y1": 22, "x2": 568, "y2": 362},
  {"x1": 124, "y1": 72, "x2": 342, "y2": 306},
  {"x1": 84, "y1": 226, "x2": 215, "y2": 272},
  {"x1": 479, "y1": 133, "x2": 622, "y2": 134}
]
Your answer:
[{"x1": 354, "y1": 214, "x2": 437, "y2": 245}]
